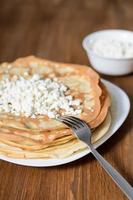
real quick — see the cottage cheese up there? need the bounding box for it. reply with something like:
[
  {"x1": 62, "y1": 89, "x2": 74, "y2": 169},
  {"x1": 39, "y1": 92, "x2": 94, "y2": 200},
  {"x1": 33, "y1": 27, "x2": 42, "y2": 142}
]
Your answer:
[
  {"x1": 0, "y1": 74, "x2": 82, "y2": 118},
  {"x1": 91, "y1": 38, "x2": 133, "y2": 58}
]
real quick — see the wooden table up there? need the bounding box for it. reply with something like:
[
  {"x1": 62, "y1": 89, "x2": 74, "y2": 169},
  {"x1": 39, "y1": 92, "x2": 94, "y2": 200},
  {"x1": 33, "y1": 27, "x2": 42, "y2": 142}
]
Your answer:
[{"x1": 0, "y1": 0, "x2": 132, "y2": 199}]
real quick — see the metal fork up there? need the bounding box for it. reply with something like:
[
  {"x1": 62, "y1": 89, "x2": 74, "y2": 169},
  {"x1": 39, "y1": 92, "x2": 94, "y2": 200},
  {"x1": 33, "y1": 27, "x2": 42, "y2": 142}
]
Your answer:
[{"x1": 57, "y1": 116, "x2": 133, "y2": 200}]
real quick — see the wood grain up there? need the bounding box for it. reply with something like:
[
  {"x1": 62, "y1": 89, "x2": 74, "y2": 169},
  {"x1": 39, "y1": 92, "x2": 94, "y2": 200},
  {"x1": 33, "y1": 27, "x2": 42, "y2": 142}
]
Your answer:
[{"x1": 0, "y1": 0, "x2": 133, "y2": 199}]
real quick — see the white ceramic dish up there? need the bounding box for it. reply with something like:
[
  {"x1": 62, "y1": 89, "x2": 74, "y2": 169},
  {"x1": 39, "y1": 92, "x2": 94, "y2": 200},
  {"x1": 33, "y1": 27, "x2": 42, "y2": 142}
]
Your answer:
[
  {"x1": 0, "y1": 79, "x2": 130, "y2": 167},
  {"x1": 82, "y1": 29, "x2": 133, "y2": 76}
]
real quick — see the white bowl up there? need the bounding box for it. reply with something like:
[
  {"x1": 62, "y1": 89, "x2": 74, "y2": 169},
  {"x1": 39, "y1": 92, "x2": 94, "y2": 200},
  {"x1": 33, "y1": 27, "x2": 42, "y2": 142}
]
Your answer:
[{"x1": 82, "y1": 29, "x2": 133, "y2": 76}]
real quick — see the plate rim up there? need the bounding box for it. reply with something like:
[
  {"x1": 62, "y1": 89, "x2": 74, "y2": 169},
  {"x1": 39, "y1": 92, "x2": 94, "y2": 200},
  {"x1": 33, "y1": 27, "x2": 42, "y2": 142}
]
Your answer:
[{"x1": 0, "y1": 79, "x2": 130, "y2": 167}]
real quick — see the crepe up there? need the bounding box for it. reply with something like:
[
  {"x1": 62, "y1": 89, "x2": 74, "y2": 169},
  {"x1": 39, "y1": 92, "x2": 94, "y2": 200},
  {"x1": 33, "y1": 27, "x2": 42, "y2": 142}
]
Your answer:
[
  {"x1": 0, "y1": 56, "x2": 110, "y2": 129},
  {"x1": 0, "y1": 56, "x2": 111, "y2": 159},
  {"x1": 0, "y1": 112, "x2": 111, "y2": 158}
]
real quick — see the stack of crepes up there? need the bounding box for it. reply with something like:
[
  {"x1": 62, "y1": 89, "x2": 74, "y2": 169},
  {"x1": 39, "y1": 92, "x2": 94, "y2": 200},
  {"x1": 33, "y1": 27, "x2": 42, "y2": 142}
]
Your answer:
[{"x1": 0, "y1": 56, "x2": 111, "y2": 159}]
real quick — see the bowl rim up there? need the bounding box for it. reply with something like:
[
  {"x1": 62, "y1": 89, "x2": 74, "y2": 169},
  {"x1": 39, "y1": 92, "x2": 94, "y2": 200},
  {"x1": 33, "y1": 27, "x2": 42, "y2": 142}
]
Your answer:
[{"x1": 82, "y1": 29, "x2": 133, "y2": 61}]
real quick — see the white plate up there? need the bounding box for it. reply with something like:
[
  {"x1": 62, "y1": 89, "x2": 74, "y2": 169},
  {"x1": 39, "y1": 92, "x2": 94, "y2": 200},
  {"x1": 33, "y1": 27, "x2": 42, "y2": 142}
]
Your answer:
[{"x1": 0, "y1": 79, "x2": 130, "y2": 167}]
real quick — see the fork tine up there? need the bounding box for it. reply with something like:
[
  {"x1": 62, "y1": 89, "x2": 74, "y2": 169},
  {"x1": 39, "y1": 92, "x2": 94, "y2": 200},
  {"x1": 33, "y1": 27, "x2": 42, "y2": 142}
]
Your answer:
[
  {"x1": 64, "y1": 116, "x2": 85, "y2": 127},
  {"x1": 59, "y1": 115, "x2": 93, "y2": 131},
  {"x1": 58, "y1": 118, "x2": 74, "y2": 129},
  {"x1": 59, "y1": 116, "x2": 82, "y2": 129},
  {"x1": 60, "y1": 116, "x2": 87, "y2": 129},
  {"x1": 57, "y1": 117, "x2": 78, "y2": 130},
  {"x1": 60, "y1": 118, "x2": 80, "y2": 130}
]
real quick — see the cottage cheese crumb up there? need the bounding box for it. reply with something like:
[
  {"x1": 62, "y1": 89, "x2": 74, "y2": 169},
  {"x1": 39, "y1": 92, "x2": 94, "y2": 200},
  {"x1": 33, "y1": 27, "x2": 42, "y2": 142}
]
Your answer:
[
  {"x1": 91, "y1": 38, "x2": 133, "y2": 58},
  {"x1": 0, "y1": 74, "x2": 82, "y2": 118}
]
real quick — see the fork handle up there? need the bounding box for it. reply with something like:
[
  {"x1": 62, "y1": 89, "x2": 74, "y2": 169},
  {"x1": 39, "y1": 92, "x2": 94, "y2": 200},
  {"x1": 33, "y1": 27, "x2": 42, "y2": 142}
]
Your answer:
[{"x1": 90, "y1": 146, "x2": 133, "y2": 200}]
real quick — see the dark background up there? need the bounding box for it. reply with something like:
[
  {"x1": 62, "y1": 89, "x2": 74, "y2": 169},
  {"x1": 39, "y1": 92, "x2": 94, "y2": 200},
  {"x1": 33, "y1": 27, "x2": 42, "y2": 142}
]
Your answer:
[{"x1": 0, "y1": 0, "x2": 133, "y2": 200}]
